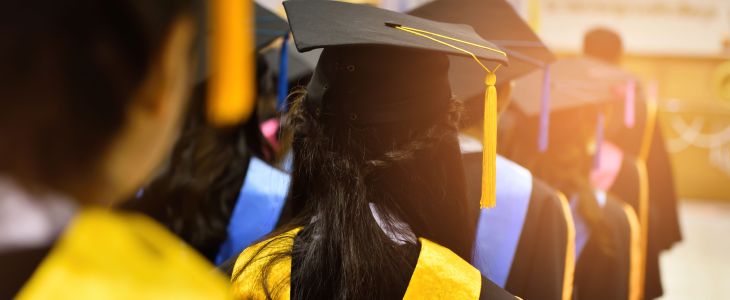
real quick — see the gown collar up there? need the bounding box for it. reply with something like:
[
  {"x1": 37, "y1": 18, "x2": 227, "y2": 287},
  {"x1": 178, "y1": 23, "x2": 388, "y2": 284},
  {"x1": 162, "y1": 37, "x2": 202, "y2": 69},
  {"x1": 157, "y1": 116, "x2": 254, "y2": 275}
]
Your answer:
[{"x1": 0, "y1": 175, "x2": 76, "y2": 252}]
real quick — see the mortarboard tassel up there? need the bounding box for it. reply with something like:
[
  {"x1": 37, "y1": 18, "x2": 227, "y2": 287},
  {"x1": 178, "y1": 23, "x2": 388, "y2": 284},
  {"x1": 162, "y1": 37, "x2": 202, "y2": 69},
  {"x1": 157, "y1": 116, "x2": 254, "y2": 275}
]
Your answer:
[
  {"x1": 624, "y1": 79, "x2": 636, "y2": 128},
  {"x1": 481, "y1": 72, "x2": 498, "y2": 208},
  {"x1": 208, "y1": 0, "x2": 255, "y2": 126},
  {"x1": 386, "y1": 23, "x2": 506, "y2": 208},
  {"x1": 277, "y1": 35, "x2": 290, "y2": 111},
  {"x1": 538, "y1": 65, "x2": 551, "y2": 152},
  {"x1": 593, "y1": 112, "x2": 605, "y2": 170}
]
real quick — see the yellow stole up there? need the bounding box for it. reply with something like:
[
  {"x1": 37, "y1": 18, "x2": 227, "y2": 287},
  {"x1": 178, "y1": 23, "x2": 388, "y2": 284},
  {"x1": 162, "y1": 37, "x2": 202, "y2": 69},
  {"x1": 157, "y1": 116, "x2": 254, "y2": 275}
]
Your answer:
[
  {"x1": 231, "y1": 228, "x2": 482, "y2": 300},
  {"x1": 17, "y1": 208, "x2": 230, "y2": 300}
]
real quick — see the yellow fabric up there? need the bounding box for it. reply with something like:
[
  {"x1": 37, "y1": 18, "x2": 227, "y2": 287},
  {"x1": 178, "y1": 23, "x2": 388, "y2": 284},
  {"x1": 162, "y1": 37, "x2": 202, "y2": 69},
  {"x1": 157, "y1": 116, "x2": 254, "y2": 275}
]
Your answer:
[
  {"x1": 16, "y1": 208, "x2": 230, "y2": 300},
  {"x1": 402, "y1": 238, "x2": 482, "y2": 300},
  {"x1": 208, "y1": 0, "x2": 255, "y2": 126},
  {"x1": 635, "y1": 158, "x2": 650, "y2": 300},
  {"x1": 555, "y1": 192, "x2": 576, "y2": 300},
  {"x1": 231, "y1": 228, "x2": 300, "y2": 300},
  {"x1": 481, "y1": 72, "x2": 498, "y2": 208},
  {"x1": 231, "y1": 229, "x2": 482, "y2": 300},
  {"x1": 619, "y1": 202, "x2": 642, "y2": 300},
  {"x1": 632, "y1": 93, "x2": 657, "y2": 300}
]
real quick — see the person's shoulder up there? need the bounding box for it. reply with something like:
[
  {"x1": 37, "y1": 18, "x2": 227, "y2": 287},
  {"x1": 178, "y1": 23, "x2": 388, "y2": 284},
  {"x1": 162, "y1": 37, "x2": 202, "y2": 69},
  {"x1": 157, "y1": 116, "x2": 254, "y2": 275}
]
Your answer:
[
  {"x1": 230, "y1": 227, "x2": 301, "y2": 299},
  {"x1": 17, "y1": 208, "x2": 231, "y2": 299},
  {"x1": 531, "y1": 178, "x2": 572, "y2": 220}
]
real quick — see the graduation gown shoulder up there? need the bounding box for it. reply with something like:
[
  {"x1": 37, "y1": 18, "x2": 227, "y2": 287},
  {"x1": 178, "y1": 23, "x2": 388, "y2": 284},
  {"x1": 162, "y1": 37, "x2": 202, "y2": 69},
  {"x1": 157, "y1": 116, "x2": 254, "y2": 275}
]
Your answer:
[
  {"x1": 573, "y1": 193, "x2": 640, "y2": 300},
  {"x1": 505, "y1": 178, "x2": 575, "y2": 300},
  {"x1": 11, "y1": 208, "x2": 230, "y2": 299},
  {"x1": 464, "y1": 152, "x2": 574, "y2": 300},
  {"x1": 231, "y1": 228, "x2": 517, "y2": 300}
]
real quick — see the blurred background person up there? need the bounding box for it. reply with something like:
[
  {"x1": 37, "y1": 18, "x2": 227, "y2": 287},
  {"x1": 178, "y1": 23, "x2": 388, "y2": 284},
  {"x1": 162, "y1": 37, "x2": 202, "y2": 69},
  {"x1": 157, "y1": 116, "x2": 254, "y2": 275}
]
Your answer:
[
  {"x1": 583, "y1": 27, "x2": 682, "y2": 300},
  {"x1": 500, "y1": 52, "x2": 644, "y2": 299}
]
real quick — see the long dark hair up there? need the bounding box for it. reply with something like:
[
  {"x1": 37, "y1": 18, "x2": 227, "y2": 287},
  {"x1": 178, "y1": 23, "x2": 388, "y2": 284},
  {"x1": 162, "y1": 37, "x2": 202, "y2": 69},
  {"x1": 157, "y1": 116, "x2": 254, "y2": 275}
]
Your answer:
[
  {"x1": 0, "y1": 0, "x2": 193, "y2": 196},
  {"x1": 500, "y1": 105, "x2": 614, "y2": 256},
  {"x1": 127, "y1": 56, "x2": 274, "y2": 261},
  {"x1": 235, "y1": 88, "x2": 475, "y2": 298}
]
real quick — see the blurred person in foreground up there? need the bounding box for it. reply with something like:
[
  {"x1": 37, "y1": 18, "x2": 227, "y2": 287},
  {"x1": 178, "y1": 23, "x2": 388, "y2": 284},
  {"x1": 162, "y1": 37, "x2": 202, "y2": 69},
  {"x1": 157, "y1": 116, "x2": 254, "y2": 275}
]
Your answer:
[{"x1": 0, "y1": 1, "x2": 230, "y2": 298}]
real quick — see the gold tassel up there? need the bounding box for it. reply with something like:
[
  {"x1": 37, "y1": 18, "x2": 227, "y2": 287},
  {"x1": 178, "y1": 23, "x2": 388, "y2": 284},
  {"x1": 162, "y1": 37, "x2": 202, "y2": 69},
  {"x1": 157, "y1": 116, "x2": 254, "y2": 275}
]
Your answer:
[
  {"x1": 385, "y1": 23, "x2": 505, "y2": 209},
  {"x1": 480, "y1": 72, "x2": 498, "y2": 209},
  {"x1": 208, "y1": 0, "x2": 255, "y2": 127}
]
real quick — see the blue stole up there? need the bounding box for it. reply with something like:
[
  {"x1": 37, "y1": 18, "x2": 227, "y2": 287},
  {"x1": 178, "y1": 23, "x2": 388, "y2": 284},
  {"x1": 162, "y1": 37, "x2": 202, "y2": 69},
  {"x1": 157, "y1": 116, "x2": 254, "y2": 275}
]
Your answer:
[
  {"x1": 215, "y1": 157, "x2": 290, "y2": 264},
  {"x1": 472, "y1": 155, "x2": 532, "y2": 287},
  {"x1": 570, "y1": 190, "x2": 607, "y2": 261}
]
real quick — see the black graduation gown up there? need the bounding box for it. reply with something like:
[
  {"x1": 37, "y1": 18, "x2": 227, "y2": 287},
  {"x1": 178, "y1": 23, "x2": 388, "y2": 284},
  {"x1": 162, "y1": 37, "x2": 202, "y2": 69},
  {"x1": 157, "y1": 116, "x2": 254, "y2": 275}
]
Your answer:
[
  {"x1": 463, "y1": 152, "x2": 571, "y2": 300},
  {"x1": 573, "y1": 194, "x2": 635, "y2": 300},
  {"x1": 0, "y1": 246, "x2": 51, "y2": 299},
  {"x1": 506, "y1": 179, "x2": 572, "y2": 300},
  {"x1": 609, "y1": 96, "x2": 682, "y2": 299}
]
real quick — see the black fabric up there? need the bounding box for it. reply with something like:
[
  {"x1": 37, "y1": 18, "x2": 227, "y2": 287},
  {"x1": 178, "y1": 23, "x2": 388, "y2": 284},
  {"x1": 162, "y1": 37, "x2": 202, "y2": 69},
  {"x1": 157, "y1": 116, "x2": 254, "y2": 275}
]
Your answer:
[
  {"x1": 254, "y1": 3, "x2": 289, "y2": 50},
  {"x1": 608, "y1": 93, "x2": 682, "y2": 252},
  {"x1": 511, "y1": 57, "x2": 633, "y2": 117},
  {"x1": 641, "y1": 124, "x2": 681, "y2": 300},
  {"x1": 646, "y1": 123, "x2": 682, "y2": 251},
  {"x1": 462, "y1": 152, "x2": 567, "y2": 300},
  {"x1": 480, "y1": 276, "x2": 518, "y2": 300},
  {"x1": 217, "y1": 254, "x2": 237, "y2": 277},
  {"x1": 607, "y1": 94, "x2": 682, "y2": 300},
  {"x1": 283, "y1": 1, "x2": 508, "y2": 65},
  {"x1": 305, "y1": 46, "x2": 452, "y2": 125},
  {"x1": 573, "y1": 196, "x2": 632, "y2": 300},
  {"x1": 409, "y1": 0, "x2": 554, "y2": 99},
  {"x1": 505, "y1": 179, "x2": 568, "y2": 300},
  {"x1": 609, "y1": 155, "x2": 641, "y2": 210},
  {"x1": 0, "y1": 246, "x2": 52, "y2": 299},
  {"x1": 609, "y1": 152, "x2": 675, "y2": 299},
  {"x1": 263, "y1": 45, "x2": 315, "y2": 89}
]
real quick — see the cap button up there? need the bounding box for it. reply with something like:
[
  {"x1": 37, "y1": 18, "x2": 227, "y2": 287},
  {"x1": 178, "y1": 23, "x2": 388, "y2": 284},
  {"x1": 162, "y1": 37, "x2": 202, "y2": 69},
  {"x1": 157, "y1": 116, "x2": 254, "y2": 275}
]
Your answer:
[{"x1": 485, "y1": 73, "x2": 497, "y2": 86}]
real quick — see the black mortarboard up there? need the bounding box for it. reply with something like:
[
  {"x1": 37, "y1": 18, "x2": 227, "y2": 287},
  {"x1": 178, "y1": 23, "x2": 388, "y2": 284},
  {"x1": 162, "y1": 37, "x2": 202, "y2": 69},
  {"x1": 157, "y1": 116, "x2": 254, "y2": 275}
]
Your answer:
[
  {"x1": 512, "y1": 57, "x2": 635, "y2": 116},
  {"x1": 512, "y1": 56, "x2": 635, "y2": 161},
  {"x1": 263, "y1": 40, "x2": 316, "y2": 110},
  {"x1": 409, "y1": 0, "x2": 554, "y2": 97},
  {"x1": 409, "y1": 0, "x2": 554, "y2": 152},
  {"x1": 284, "y1": 0, "x2": 508, "y2": 208},
  {"x1": 264, "y1": 45, "x2": 316, "y2": 86},
  {"x1": 254, "y1": 3, "x2": 289, "y2": 50}
]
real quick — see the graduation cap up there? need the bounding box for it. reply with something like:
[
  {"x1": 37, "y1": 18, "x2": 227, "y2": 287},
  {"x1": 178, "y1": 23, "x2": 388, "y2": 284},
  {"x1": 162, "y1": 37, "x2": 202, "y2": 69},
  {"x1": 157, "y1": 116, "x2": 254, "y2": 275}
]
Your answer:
[
  {"x1": 409, "y1": 0, "x2": 555, "y2": 151},
  {"x1": 263, "y1": 40, "x2": 317, "y2": 111},
  {"x1": 511, "y1": 56, "x2": 635, "y2": 167},
  {"x1": 284, "y1": 0, "x2": 508, "y2": 208},
  {"x1": 254, "y1": 3, "x2": 289, "y2": 50}
]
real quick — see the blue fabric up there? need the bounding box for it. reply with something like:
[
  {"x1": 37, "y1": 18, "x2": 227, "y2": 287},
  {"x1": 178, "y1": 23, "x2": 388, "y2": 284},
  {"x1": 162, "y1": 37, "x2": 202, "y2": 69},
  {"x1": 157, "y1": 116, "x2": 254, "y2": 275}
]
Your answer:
[
  {"x1": 570, "y1": 190, "x2": 607, "y2": 261},
  {"x1": 473, "y1": 155, "x2": 533, "y2": 288},
  {"x1": 277, "y1": 35, "x2": 290, "y2": 111},
  {"x1": 215, "y1": 157, "x2": 290, "y2": 264}
]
